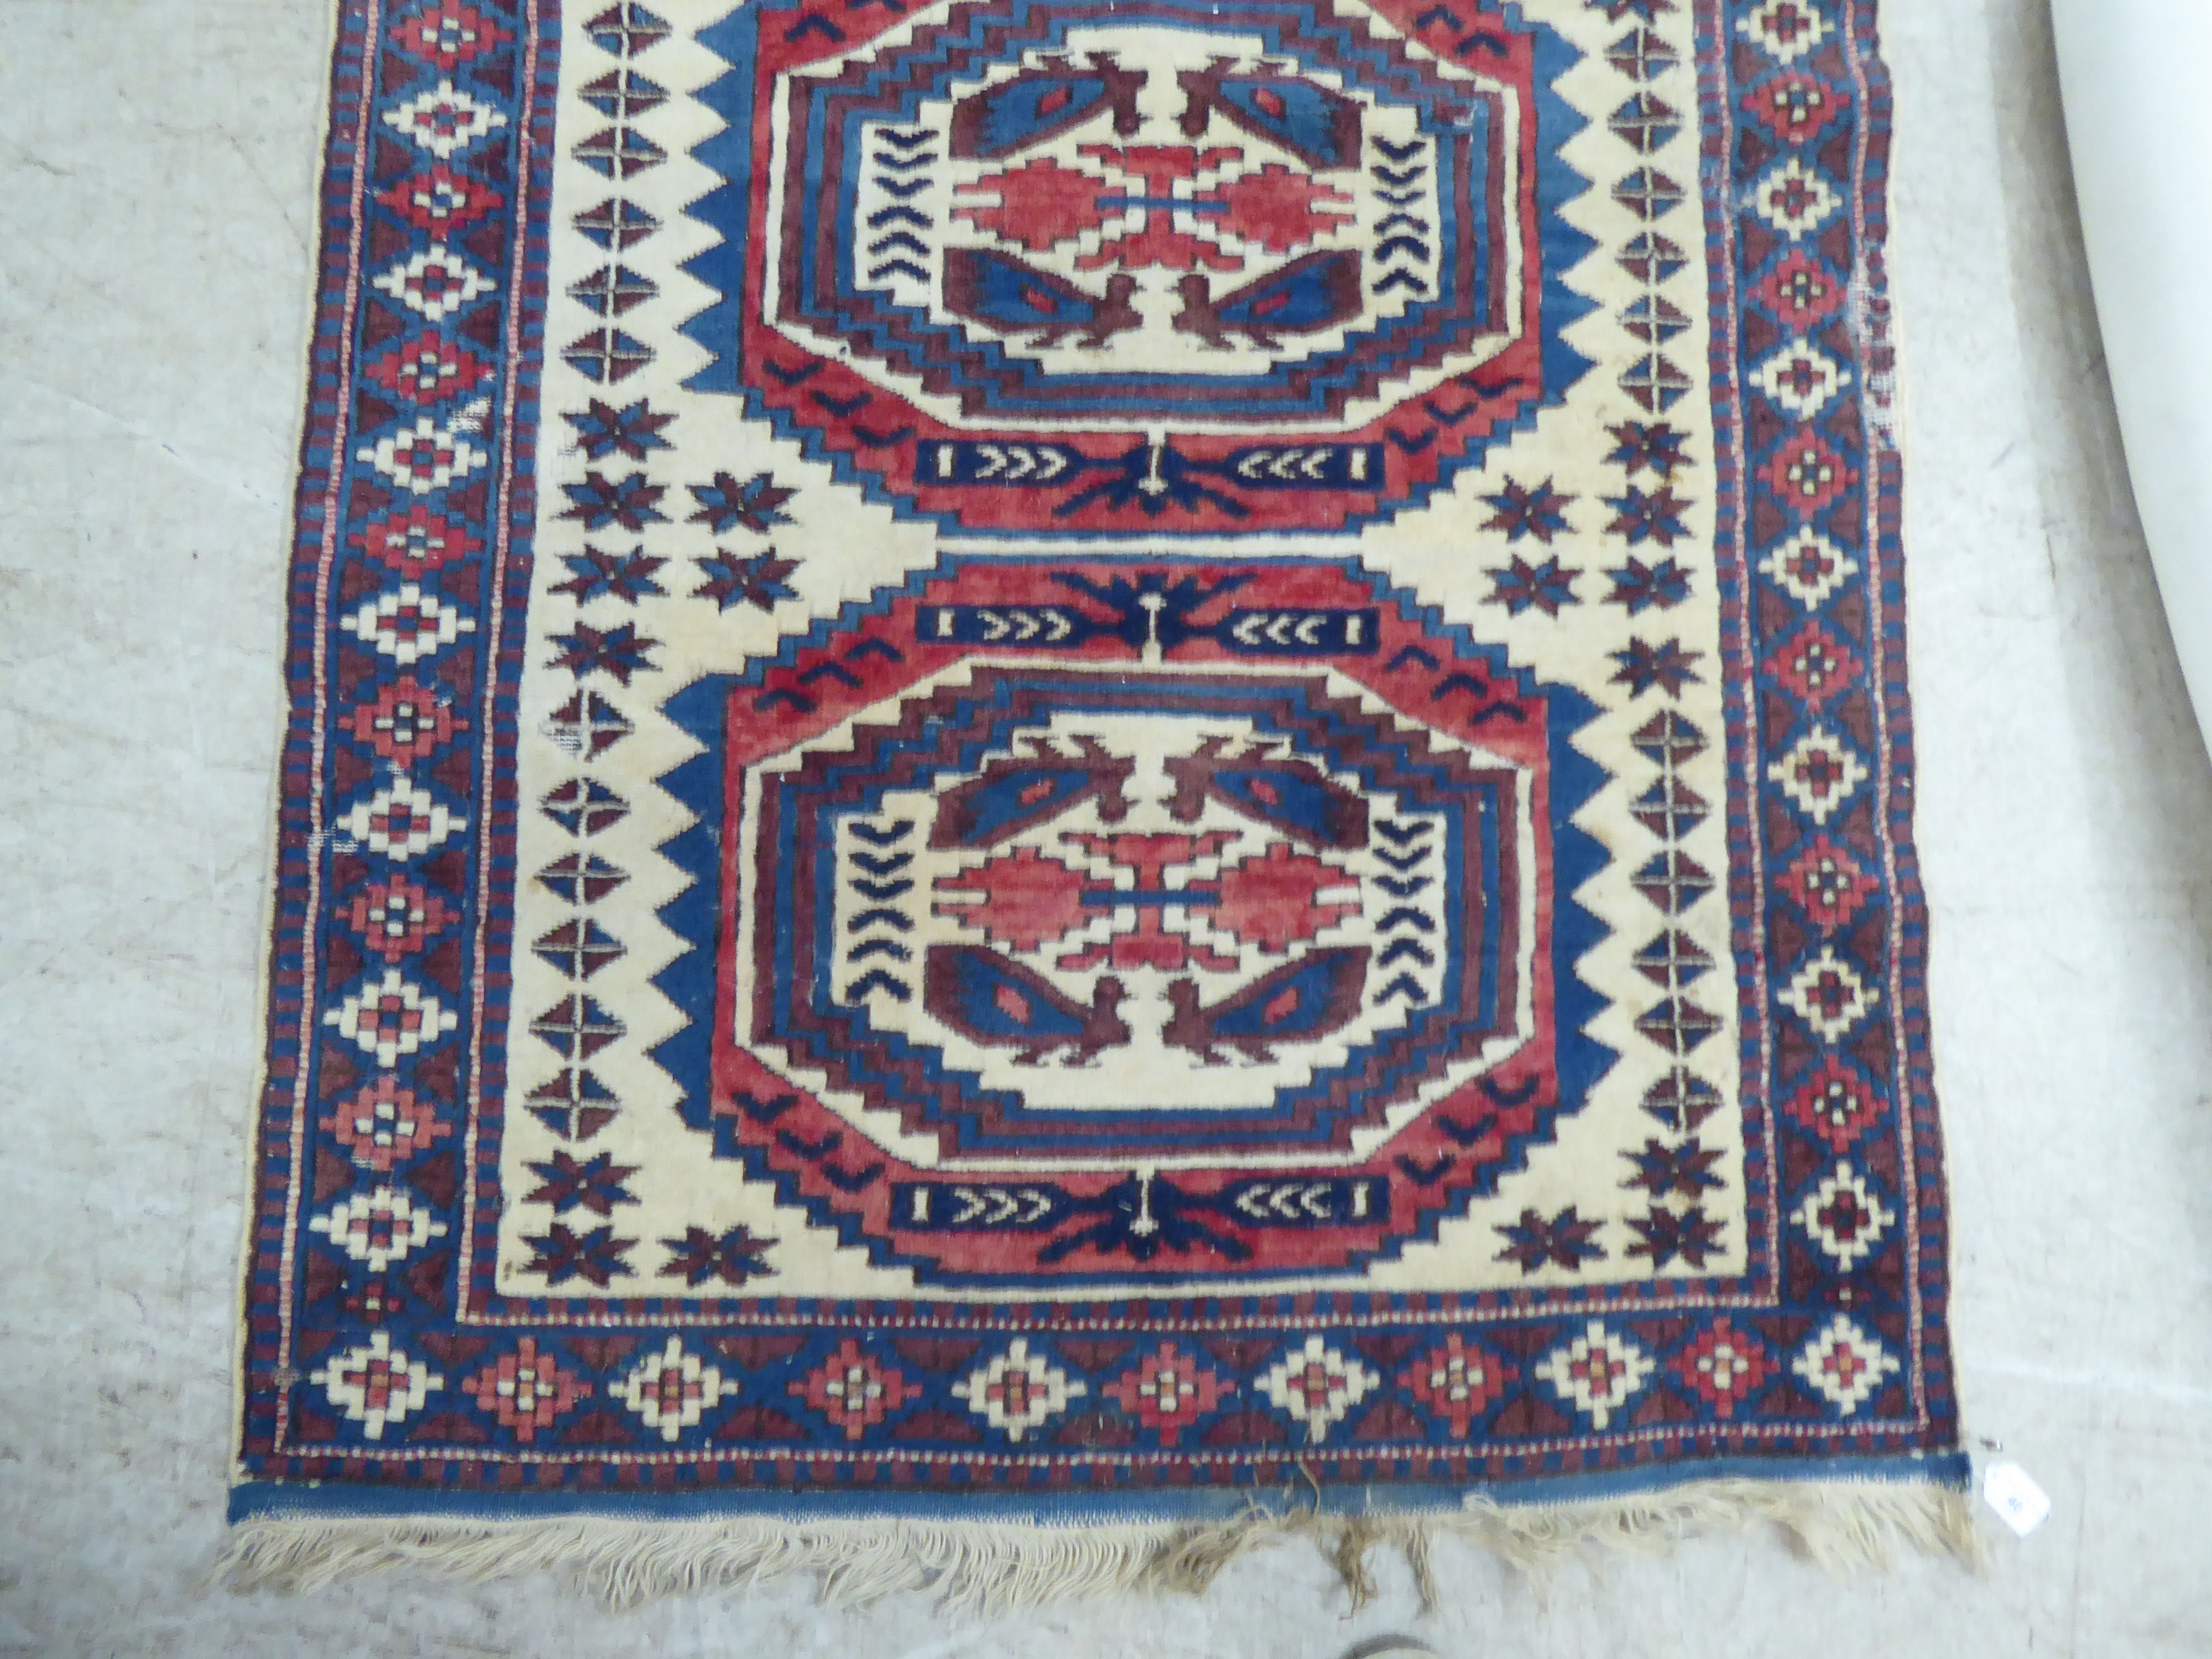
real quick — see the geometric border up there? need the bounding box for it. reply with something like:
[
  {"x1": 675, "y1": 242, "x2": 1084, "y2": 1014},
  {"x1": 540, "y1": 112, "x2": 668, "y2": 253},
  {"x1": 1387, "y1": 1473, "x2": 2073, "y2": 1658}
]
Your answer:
[
  {"x1": 638, "y1": 559, "x2": 1619, "y2": 1288},
  {"x1": 233, "y1": 0, "x2": 1966, "y2": 1517},
  {"x1": 676, "y1": 0, "x2": 1601, "y2": 540}
]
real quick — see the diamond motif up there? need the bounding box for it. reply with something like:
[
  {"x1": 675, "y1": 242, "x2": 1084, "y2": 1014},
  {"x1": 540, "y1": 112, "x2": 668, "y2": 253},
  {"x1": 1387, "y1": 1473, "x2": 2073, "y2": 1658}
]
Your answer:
[
  {"x1": 370, "y1": 244, "x2": 495, "y2": 321},
  {"x1": 1754, "y1": 158, "x2": 1842, "y2": 241},
  {"x1": 352, "y1": 504, "x2": 484, "y2": 571},
  {"x1": 375, "y1": 163, "x2": 504, "y2": 232},
  {"x1": 358, "y1": 418, "x2": 490, "y2": 494},
  {"x1": 309, "y1": 1183, "x2": 450, "y2": 1271},
  {"x1": 573, "y1": 124, "x2": 665, "y2": 178},
  {"x1": 396, "y1": 0, "x2": 512, "y2": 66},
  {"x1": 524, "y1": 1066, "x2": 620, "y2": 1141},
  {"x1": 1783, "y1": 1056, "x2": 1882, "y2": 1151},
  {"x1": 540, "y1": 778, "x2": 630, "y2": 836},
  {"x1": 951, "y1": 1339, "x2": 1086, "y2": 1442},
  {"x1": 587, "y1": 1, "x2": 671, "y2": 58},
  {"x1": 338, "y1": 874, "x2": 460, "y2": 959},
  {"x1": 1631, "y1": 848, "x2": 1713, "y2": 915},
  {"x1": 320, "y1": 1076, "x2": 452, "y2": 1171},
  {"x1": 1633, "y1": 708, "x2": 1707, "y2": 767},
  {"x1": 1739, "y1": 0, "x2": 1830, "y2": 65},
  {"x1": 568, "y1": 264, "x2": 659, "y2": 316},
  {"x1": 1793, "y1": 1160, "x2": 1896, "y2": 1269},
  {"x1": 530, "y1": 993, "x2": 626, "y2": 1061},
  {"x1": 1620, "y1": 352, "x2": 1692, "y2": 411},
  {"x1": 337, "y1": 583, "x2": 477, "y2": 664},
  {"x1": 1764, "y1": 622, "x2": 1862, "y2": 708},
  {"x1": 1767, "y1": 725, "x2": 1867, "y2": 825},
  {"x1": 1606, "y1": 25, "x2": 1678, "y2": 82},
  {"x1": 542, "y1": 690, "x2": 632, "y2": 758},
  {"x1": 1759, "y1": 252, "x2": 1847, "y2": 325},
  {"x1": 1791, "y1": 1314, "x2": 1899, "y2": 1416},
  {"x1": 536, "y1": 853, "x2": 628, "y2": 905},
  {"x1": 574, "y1": 197, "x2": 661, "y2": 249},
  {"x1": 562, "y1": 326, "x2": 654, "y2": 383},
  {"x1": 342, "y1": 678, "x2": 469, "y2": 763},
  {"x1": 1631, "y1": 928, "x2": 1714, "y2": 990},
  {"x1": 1668, "y1": 1318, "x2": 1773, "y2": 1420},
  {"x1": 463, "y1": 1338, "x2": 592, "y2": 1443},
  {"x1": 1641, "y1": 1065, "x2": 1723, "y2": 1132},
  {"x1": 794, "y1": 1337, "x2": 917, "y2": 1441},
  {"x1": 532, "y1": 918, "x2": 627, "y2": 979},
  {"x1": 1754, "y1": 338, "x2": 1851, "y2": 419},
  {"x1": 1614, "y1": 167, "x2": 1686, "y2": 221},
  {"x1": 1765, "y1": 435, "x2": 1856, "y2": 514},
  {"x1": 383, "y1": 78, "x2": 508, "y2": 158},
  {"x1": 581, "y1": 67, "x2": 667, "y2": 122},
  {"x1": 363, "y1": 334, "x2": 492, "y2": 404},
  {"x1": 1636, "y1": 996, "x2": 1722, "y2": 1056},
  {"x1": 1760, "y1": 529, "x2": 1860, "y2": 609},
  {"x1": 1258, "y1": 1335, "x2": 1380, "y2": 1443},
  {"x1": 1619, "y1": 230, "x2": 1687, "y2": 284},
  {"x1": 1777, "y1": 834, "x2": 1879, "y2": 931},
  {"x1": 1780, "y1": 946, "x2": 1880, "y2": 1041},
  {"x1": 1533, "y1": 1321, "x2": 1654, "y2": 1430},
  {"x1": 1608, "y1": 91, "x2": 1681, "y2": 155},
  {"x1": 1102, "y1": 1343, "x2": 1233, "y2": 1446},
  {"x1": 324, "y1": 969, "x2": 459, "y2": 1065},
  {"x1": 337, "y1": 778, "x2": 467, "y2": 859},
  {"x1": 309, "y1": 1331, "x2": 444, "y2": 1439},
  {"x1": 1632, "y1": 774, "x2": 1709, "y2": 841},
  {"x1": 611, "y1": 1338, "x2": 732, "y2": 1442},
  {"x1": 1403, "y1": 1333, "x2": 1511, "y2": 1437}
]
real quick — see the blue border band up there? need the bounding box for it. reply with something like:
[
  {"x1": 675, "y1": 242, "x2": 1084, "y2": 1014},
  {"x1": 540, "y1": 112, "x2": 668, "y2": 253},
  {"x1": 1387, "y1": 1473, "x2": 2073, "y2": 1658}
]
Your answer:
[{"x1": 231, "y1": 1448, "x2": 1970, "y2": 1526}]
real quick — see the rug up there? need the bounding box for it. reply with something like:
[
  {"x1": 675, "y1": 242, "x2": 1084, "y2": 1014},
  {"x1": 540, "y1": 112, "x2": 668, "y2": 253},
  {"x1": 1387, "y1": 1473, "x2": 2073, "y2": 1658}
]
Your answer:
[{"x1": 227, "y1": 0, "x2": 1973, "y2": 1599}]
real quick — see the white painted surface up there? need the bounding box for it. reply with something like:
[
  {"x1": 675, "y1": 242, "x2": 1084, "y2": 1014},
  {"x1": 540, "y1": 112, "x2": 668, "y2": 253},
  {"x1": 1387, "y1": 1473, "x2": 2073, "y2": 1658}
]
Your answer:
[
  {"x1": 2, "y1": 1, "x2": 2210, "y2": 1654},
  {"x1": 2051, "y1": 0, "x2": 2212, "y2": 757}
]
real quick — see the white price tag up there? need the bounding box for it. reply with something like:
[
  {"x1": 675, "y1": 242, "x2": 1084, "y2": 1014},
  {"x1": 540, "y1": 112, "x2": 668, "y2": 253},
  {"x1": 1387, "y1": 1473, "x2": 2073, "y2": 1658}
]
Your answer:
[{"x1": 1981, "y1": 1460, "x2": 2051, "y2": 1537}]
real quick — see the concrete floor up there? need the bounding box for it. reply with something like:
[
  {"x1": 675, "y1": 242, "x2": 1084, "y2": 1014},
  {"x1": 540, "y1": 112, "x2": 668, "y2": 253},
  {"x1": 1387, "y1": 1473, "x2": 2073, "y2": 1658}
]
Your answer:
[{"x1": 4, "y1": 0, "x2": 2210, "y2": 1653}]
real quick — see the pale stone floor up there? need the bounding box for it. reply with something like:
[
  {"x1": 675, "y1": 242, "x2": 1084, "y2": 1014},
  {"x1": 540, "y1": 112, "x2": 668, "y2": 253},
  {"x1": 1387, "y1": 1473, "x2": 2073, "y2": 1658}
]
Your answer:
[{"x1": 4, "y1": 0, "x2": 2210, "y2": 1653}]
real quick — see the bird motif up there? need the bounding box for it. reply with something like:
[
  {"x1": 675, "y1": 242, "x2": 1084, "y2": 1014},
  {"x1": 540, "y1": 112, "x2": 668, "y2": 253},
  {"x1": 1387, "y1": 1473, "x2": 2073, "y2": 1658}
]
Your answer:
[
  {"x1": 1172, "y1": 249, "x2": 1362, "y2": 352},
  {"x1": 924, "y1": 944, "x2": 1130, "y2": 1065},
  {"x1": 942, "y1": 249, "x2": 1144, "y2": 351},
  {"x1": 1162, "y1": 946, "x2": 1369, "y2": 1065}
]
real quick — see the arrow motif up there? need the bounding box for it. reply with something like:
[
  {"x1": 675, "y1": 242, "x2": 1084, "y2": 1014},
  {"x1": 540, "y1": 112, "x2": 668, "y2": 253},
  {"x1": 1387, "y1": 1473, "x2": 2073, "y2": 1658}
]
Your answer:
[
  {"x1": 1235, "y1": 1183, "x2": 1333, "y2": 1220},
  {"x1": 972, "y1": 607, "x2": 1075, "y2": 643},
  {"x1": 1233, "y1": 448, "x2": 1336, "y2": 481},
  {"x1": 844, "y1": 968, "x2": 910, "y2": 1001},
  {"x1": 1228, "y1": 612, "x2": 1329, "y2": 646},
  {"x1": 947, "y1": 1186, "x2": 1058, "y2": 1226},
  {"x1": 1218, "y1": 608, "x2": 1370, "y2": 654},
  {"x1": 1222, "y1": 445, "x2": 1380, "y2": 490},
  {"x1": 1396, "y1": 1154, "x2": 1454, "y2": 1185},
  {"x1": 899, "y1": 1183, "x2": 1061, "y2": 1229},
  {"x1": 969, "y1": 444, "x2": 1070, "y2": 482}
]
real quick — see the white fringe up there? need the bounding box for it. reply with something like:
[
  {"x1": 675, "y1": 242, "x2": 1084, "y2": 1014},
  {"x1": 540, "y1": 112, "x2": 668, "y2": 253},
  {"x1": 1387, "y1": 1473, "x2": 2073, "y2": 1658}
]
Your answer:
[{"x1": 215, "y1": 1476, "x2": 1984, "y2": 1611}]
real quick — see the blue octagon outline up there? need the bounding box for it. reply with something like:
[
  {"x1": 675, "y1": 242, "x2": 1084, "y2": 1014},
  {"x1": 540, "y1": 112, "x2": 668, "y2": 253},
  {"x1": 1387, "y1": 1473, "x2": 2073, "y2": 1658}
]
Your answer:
[
  {"x1": 784, "y1": 13, "x2": 1488, "y2": 419},
  {"x1": 646, "y1": 555, "x2": 1618, "y2": 1287},
  {"x1": 678, "y1": 0, "x2": 1598, "y2": 540},
  {"x1": 757, "y1": 671, "x2": 1507, "y2": 1154}
]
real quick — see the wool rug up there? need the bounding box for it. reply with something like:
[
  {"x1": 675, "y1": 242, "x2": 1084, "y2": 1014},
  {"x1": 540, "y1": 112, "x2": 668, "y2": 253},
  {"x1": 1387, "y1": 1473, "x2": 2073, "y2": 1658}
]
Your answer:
[{"x1": 226, "y1": 0, "x2": 1974, "y2": 1599}]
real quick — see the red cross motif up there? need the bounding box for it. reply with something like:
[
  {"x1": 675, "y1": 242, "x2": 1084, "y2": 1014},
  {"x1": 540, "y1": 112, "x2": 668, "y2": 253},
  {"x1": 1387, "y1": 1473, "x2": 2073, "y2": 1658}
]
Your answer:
[{"x1": 955, "y1": 146, "x2": 1353, "y2": 275}]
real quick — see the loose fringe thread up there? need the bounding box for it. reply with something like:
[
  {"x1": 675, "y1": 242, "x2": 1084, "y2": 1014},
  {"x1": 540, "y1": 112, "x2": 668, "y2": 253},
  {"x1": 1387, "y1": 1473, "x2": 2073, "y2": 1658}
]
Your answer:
[{"x1": 215, "y1": 1477, "x2": 1984, "y2": 1614}]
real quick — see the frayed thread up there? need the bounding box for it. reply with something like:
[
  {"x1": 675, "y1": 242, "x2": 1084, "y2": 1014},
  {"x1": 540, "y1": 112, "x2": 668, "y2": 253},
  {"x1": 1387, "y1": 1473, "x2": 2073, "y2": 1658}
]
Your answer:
[{"x1": 215, "y1": 1475, "x2": 1983, "y2": 1613}]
